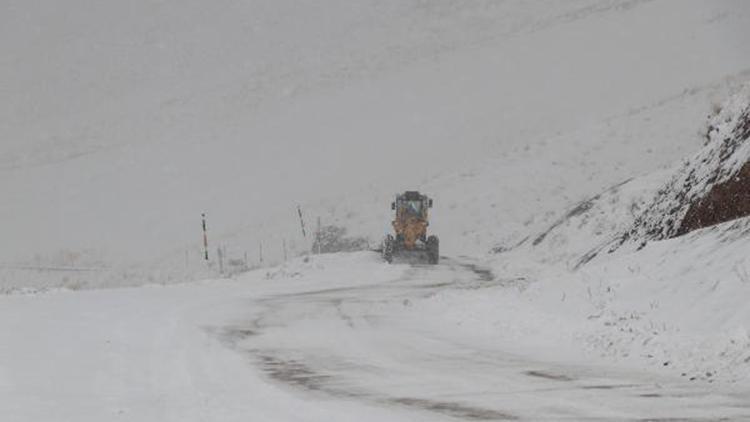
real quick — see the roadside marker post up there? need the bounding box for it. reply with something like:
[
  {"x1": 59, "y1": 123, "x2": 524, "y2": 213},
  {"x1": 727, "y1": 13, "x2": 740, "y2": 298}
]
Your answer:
[
  {"x1": 316, "y1": 217, "x2": 322, "y2": 255},
  {"x1": 202, "y1": 213, "x2": 209, "y2": 262},
  {"x1": 217, "y1": 246, "x2": 224, "y2": 274},
  {"x1": 297, "y1": 205, "x2": 307, "y2": 238}
]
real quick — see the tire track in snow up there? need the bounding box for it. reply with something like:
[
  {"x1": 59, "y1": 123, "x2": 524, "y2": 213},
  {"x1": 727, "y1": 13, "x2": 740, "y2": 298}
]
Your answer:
[{"x1": 212, "y1": 255, "x2": 750, "y2": 421}]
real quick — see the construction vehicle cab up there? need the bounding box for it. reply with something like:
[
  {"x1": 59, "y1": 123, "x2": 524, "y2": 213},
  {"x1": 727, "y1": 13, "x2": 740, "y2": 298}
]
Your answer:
[{"x1": 383, "y1": 191, "x2": 439, "y2": 264}]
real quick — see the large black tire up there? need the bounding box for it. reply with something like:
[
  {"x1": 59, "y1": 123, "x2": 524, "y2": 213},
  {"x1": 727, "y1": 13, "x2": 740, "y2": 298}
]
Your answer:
[
  {"x1": 383, "y1": 235, "x2": 395, "y2": 263},
  {"x1": 426, "y1": 235, "x2": 439, "y2": 265}
]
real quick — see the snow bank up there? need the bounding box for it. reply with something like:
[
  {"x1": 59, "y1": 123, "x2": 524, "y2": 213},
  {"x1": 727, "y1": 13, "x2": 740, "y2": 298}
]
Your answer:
[{"x1": 517, "y1": 171, "x2": 667, "y2": 270}]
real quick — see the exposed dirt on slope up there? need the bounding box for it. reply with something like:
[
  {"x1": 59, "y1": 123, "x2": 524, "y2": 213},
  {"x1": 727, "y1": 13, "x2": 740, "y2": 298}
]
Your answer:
[
  {"x1": 675, "y1": 108, "x2": 750, "y2": 236},
  {"x1": 677, "y1": 159, "x2": 750, "y2": 236},
  {"x1": 617, "y1": 89, "x2": 750, "y2": 245}
]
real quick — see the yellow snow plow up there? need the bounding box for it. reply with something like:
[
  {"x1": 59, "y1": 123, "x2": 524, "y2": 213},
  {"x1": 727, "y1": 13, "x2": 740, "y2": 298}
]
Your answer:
[{"x1": 382, "y1": 191, "x2": 439, "y2": 264}]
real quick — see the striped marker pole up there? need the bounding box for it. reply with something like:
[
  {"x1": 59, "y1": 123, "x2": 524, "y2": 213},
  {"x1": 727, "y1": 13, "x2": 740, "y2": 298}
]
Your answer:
[
  {"x1": 297, "y1": 205, "x2": 307, "y2": 238},
  {"x1": 316, "y1": 217, "x2": 321, "y2": 255},
  {"x1": 202, "y1": 213, "x2": 209, "y2": 261}
]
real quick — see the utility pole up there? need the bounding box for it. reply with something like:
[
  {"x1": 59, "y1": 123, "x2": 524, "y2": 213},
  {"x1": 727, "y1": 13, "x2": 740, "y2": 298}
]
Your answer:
[
  {"x1": 282, "y1": 239, "x2": 288, "y2": 262},
  {"x1": 259, "y1": 241, "x2": 264, "y2": 265},
  {"x1": 202, "y1": 213, "x2": 209, "y2": 262}
]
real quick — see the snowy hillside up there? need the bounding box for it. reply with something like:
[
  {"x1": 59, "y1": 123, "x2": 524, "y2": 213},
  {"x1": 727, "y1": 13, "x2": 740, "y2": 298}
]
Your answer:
[
  {"x1": 511, "y1": 83, "x2": 750, "y2": 269},
  {"x1": 626, "y1": 84, "x2": 750, "y2": 242},
  {"x1": 472, "y1": 83, "x2": 750, "y2": 389},
  {"x1": 3, "y1": 0, "x2": 750, "y2": 288}
]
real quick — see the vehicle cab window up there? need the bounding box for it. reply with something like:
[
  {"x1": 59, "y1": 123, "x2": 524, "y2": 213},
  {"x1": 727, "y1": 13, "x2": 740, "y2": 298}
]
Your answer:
[{"x1": 405, "y1": 200, "x2": 422, "y2": 214}]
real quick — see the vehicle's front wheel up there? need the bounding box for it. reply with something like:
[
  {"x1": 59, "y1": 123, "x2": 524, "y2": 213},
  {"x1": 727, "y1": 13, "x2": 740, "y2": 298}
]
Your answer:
[{"x1": 383, "y1": 235, "x2": 395, "y2": 263}]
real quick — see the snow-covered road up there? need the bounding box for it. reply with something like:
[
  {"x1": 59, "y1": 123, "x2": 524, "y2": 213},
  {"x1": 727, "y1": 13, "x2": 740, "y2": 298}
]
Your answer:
[{"x1": 2, "y1": 253, "x2": 748, "y2": 421}]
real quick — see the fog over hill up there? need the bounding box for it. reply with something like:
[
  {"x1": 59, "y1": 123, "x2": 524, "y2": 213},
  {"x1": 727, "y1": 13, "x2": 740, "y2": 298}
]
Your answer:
[{"x1": 2, "y1": 0, "x2": 749, "y2": 270}]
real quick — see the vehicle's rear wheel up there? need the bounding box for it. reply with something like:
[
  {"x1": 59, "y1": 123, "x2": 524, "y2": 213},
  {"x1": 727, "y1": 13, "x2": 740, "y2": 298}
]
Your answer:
[{"x1": 426, "y1": 235, "x2": 439, "y2": 265}]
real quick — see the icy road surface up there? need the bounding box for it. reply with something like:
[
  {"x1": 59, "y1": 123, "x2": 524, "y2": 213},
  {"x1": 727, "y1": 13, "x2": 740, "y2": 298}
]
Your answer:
[{"x1": 1, "y1": 253, "x2": 748, "y2": 421}]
